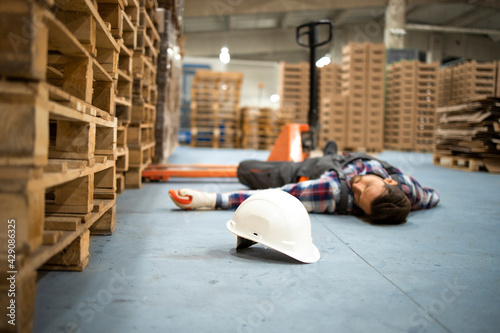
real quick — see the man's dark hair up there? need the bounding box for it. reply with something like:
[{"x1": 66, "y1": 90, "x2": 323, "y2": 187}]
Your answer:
[{"x1": 367, "y1": 184, "x2": 411, "y2": 224}]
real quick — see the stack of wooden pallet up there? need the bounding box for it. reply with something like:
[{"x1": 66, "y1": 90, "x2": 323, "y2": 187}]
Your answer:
[
  {"x1": 438, "y1": 66, "x2": 453, "y2": 107},
  {"x1": 318, "y1": 63, "x2": 344, "y2": 149},
  {"x1": 125, "y1": 0, "x2": 161, "y2": 188},
  {"x1": 113, "y1": 0, "x2": 139, "y2": 193},
  {"x1": 241, "y1": 107, "x2": 294, "y2": 150},
  {"x1": 385, "y1": 60, "x2": 439, "y2": 152},
  {"x1": 190, "y1": 70, "x2": 244, "y2": 148},
  {"x1": 434, "y1": 60, "x2": 500, "y2": 172},
  {"x1": 0, "y1": 0, "x2": 121, "y2": 331},
  {"x1": 278, "y1": 62, "x2": 310, "y2": 124},
  {"x1": 450, "y1": 60, "x2": 498, "y2": 105},
  {"x1": 155, "y1": 6, "x2": 182, "y2": 163},
  {"x1": 341, "y1": 42, "x2": 386, "y2": 152}
]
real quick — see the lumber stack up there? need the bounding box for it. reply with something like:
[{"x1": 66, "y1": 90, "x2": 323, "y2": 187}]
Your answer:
[
  {"x1": 155, "y1": 5, "x2": 182, "y2": 163},
  {"x1": 341, "y1": 42, "x2": 386, "y2": 152},
  {"x1": 113, "y1": 0, "x2": 139, "y2": 193},
  {"x1": 318, "y1": 63, "x2": 344, "y2": 149},
  {"x1": 451, "y1": 60, "x2": 497, "y2": 105},
  {"x1": 434, "y1": 60, "x2": 500, "y2": 172},
  {"x1": 124, "y1": 0, "x2": 161, "y2": 188},
  {"x1": 0, "y1": 0, "x2": 121, "y2": 331},
  {"x1": 190, "y1": 70, "x2": 244, "y2": 148},
  {"x1": 241, "y1": 107, "x2": 294, "y2": 150},
  {"x1": 438, "y1": 66, "x2": 453, "y2": 107},
  {"x1": 385, "y1": 60, "x2": 439, "y2": 152},
  {"x1": 278, "y1": 61, "x2": 310, "y2": 123}
]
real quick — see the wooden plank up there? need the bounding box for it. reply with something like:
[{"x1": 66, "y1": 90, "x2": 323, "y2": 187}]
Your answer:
[
  {"x1": 93, "y1": 200, "x2": 104, "y2": 212},
  {"x1": 55, "y1": 10, "x2": 96, "y2": 55},
  {"x1": 44, "y1": 217, "x2": 81, "y2": 231},
  {"x1": 55, "y1": 0, "x2": 119, "y2": 52},
  {"x1": 0, "y1": 82, "x2": 49, "y2": 167},
  {"x1": 41, "y1": 159, "x2": 114, "y2": 190},
  {"x1": 53, "y1": 120, "x2": 96, "y2": 161},
  {"x1": 97, "y1": 3, "x2": 123, "y2": 38},
  {"x1": 90, "y1": 204, "x2": 116, "y2": 234},
  {"x1": 43, "y1": 230, "x2": 63, "y2": 245},
  {"x1": 45, "y1": 84, "x2": 116, "y2": 126},
  {"x1": 0, "y1": 188, "x2": 45, "y2": 253},
  {"x1": 0, "y1": 268, "x2": 37, "y2": 333},
  {"x1": 12, "y1": 199, "x2": 115, "y2": 277},
  {"x1": 0, "y1": 0, "x2": 49, "y2": 80},
  {"x1": 43, "y1": 229, "x2": 90, "y2": 270}
]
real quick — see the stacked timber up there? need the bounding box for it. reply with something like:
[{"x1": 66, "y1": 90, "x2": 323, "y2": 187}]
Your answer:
[
  {"x1": 113, "y1": 0, "x2": 139, "y2": 193},
  {"x1": 241, "y1": 107, "x2": 294, "y2": 150},
  {"x1": 0, "y1": 0, "x2": 120, "y2": 331},
  {"x1": 125, "y1": 0, "x2": 161, "y2": 188},
  {"x1": 155, "y1": 6, "x2": 182, "y2": 163},
  {"x1": 318, "y1": 63, "x2": 343, "y2": 150},
  {"x1": 341, "y1": 42, "x2": 386, "y2": 152},
  {"x1": 190, "y1": 70, "x2": 244, "y2": 148},
  {"x1": 277, "y1": 62, "x2": 310, "y2": 123},
  {"x1": 385, "y1": 60, "x2": 439, "y2": 152}
]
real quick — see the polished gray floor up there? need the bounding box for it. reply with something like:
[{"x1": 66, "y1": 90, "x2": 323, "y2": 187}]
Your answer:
[{"x1": 33, "y1": 146, "x2": 500, "y2": 333}]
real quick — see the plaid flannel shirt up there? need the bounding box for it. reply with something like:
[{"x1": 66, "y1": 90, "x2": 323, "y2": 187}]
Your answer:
[{"x1": 227, "y1": 158, "x2": 440, "y2": 214}]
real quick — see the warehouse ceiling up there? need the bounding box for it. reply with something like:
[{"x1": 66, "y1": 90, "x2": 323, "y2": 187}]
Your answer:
[{"x1": 182, "y1": 0, "x2": 500, "y2": 62}]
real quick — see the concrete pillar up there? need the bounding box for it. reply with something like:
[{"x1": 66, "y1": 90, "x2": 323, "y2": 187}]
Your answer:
[
  {"x1": 427, "y1": 33, "x2": 443, "y2": 64},
  {"x1": 384, "y1": 0, "x2": 406, "y2": 49},
  {"x1": 330, "y1": 27, "x2": 344, "y2": 64}
]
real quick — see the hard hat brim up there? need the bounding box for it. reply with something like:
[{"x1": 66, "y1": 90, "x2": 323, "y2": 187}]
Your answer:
[{"x1": 227, "y1": 220, "x2": 321, "y2": 264}]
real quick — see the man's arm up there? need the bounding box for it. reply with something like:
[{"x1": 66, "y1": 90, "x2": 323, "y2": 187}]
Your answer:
[
  {"x1": 398, "y1": 172, "x2": 440, "y2": 210},
  {"x1": 226, "y1": 173, "x2": 340, "y2": 213}
]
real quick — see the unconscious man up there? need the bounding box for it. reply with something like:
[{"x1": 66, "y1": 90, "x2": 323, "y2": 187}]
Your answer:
[{"x1": 168, "y1": 150, "x2": 440, "y2": 224}]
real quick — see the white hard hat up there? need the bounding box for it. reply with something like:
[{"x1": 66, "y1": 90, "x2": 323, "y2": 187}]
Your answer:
[{"x1": 226, "y1": 189, "x2": 321, "y2": 263}]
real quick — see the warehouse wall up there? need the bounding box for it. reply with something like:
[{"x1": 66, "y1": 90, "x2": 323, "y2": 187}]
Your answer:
[{"x1": 184, "y1": 56, "x2": 279, "y2": 108}]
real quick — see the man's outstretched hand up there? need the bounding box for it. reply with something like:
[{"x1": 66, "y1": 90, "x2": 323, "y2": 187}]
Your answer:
[{"x1": 168, "y1": 189, "x2": 217, "y2": 210}]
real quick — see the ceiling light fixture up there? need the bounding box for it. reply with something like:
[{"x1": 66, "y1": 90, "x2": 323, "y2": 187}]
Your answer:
[
  {"x1": 219, "y1": 46, "x2": 230, "y2": 64},
  {"x1": 316, "y1": 54, "x2": 331, "y2": 68}
]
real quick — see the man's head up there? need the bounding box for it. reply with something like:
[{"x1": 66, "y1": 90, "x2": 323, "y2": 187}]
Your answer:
[{"x1": 350, "y1": 174, "x2": 411, "y2": 224}]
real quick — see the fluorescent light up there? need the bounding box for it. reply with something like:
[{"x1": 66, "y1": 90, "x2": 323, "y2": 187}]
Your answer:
[
  {"x1": 219, "y1": 46, "x2": 230, "y2": 64},
  {"x1": 270, "y1": 94, "x2": 280, "y2": 103},
  {"x1": 316, "y1": 55, "x2": 331, "y2": 68}
]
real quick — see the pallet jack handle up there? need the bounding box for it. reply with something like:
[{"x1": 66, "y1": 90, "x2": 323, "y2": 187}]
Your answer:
[{"x1": 296, "y1": 20, "x2": 334, "y2": 151}]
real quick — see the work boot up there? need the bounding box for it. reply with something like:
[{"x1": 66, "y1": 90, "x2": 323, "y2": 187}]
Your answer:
[
  {"x1": 323, "y1": 140, "x2": 338, "y2": 156},
  {"x1": 168, "y1": 189, "x2": 217, "y2": 210}
]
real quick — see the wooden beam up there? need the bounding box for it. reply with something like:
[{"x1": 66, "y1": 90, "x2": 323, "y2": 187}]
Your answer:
[
  {"x1": 184, "y1": 0, "x2": 388, "y2": 17},
  {"x1": 406, "y1": 23, "x2": 500, "y2": 35},
  {"x1": 444, "y1": 7, "x2": 497, "y2": 27}
]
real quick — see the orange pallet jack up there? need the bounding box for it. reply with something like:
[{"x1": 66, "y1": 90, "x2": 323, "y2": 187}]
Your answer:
[
  {"x1": 142, "y1": 20, "x2": 333, "y2": 183},
  {"x1": 142, "y1": 123, "x2": 310, "y2": 182}
]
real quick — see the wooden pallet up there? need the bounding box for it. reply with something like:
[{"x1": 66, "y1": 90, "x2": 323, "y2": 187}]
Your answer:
[
  {"x1": 0, "y1": 1, "x2": 123, "y2": 331},
  {"x1": 433, "y1": 154, "x2": 488, "y2": 172},
  {"x1": 190, "y1": 70, "x2": 244, "y2": 148},
  {"x1": 384, "y1": 60, "x2": 438, "y2": 152}
]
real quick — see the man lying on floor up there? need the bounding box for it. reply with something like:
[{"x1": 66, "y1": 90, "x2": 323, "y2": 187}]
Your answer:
[{"x1": 168, "y1": 151, "x2": 440, "y2": 224}]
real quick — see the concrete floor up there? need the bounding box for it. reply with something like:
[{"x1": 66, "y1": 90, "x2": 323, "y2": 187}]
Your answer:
[{"x1": 34, "y1": 146, "x2": 500, "y2": 333}]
